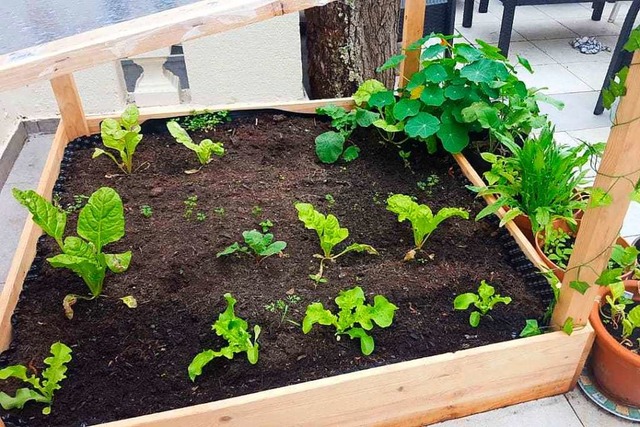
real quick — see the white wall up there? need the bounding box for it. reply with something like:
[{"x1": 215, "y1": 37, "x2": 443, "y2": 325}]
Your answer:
[{"x1": 0, "y1": 12, "x2": 304, "y2": 150}]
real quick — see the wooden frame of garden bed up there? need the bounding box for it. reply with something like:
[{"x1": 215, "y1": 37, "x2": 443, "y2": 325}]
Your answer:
[
  {"x1": 0, "y1": 98, "x2": 594, "y2": 427},
  {"x1": 6, "y1": 0, "x2": 640, "y2": 424}
]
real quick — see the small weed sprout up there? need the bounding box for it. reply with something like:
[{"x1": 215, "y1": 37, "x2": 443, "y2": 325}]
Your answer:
[
  {"x1": 251, "y1": 206, "x2": 263, "y2": 218},
  {"x1": 264, "y1": 294, "x2": 302, "y2": 325},
  {"x1": 184, "y1": 195, "x2": 198, "y2": 219},
  {"x1": 64, "y1": 194, "x2": 89, "y2": 213},
  {"x1": 214, "y1": 207, "x2": 225, "y2": 217},
  {"x1": 140, "y1": 205, "x2": 153, "y2": 218},
  {"x1": 178, "y1": 110, "x2": 230, "y2": 132},
  {"x1": 259, "y1": 219, "x2": 273, "y2": 232},
  {"x1": 196, "y1": 212, "x2": 207, "y2": 222},
  {"x1": 325, "y1": 194, "x2": 336, "y2": 206}
]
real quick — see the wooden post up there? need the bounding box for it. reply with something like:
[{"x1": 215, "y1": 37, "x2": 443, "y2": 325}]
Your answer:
[
  {"x1": 551, "y1": 51, "x2": 640, "y2": 330},
  {"x1": 50, "y1": 74, "x2": 89, "y2": 140},
  {"x1": 399, "y1": 0, "x2": 426, "y2": 87}
]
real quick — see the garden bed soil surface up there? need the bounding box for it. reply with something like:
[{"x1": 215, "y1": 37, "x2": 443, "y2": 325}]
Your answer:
[{"x1": 2, "y1": 112, "x2": 546, "y2": 426}]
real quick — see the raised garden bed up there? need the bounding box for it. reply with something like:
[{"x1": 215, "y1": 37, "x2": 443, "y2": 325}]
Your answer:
[{"x1": 0, "y1": 100, "x2": 593, "y2": 427}]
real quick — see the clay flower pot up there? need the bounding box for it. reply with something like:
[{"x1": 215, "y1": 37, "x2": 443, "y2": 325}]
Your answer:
[
  {"x1": 590, "y1": 281, "x2": 640, "y2": 407},
  {"x1": 501, "y1": 206, "x2": 534, "y2": 243},
  {"x1": 534, "y1": 220, "x2": 634, "y2": 282}
]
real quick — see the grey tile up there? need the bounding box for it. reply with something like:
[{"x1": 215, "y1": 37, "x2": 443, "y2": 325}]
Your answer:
[
  {"x1": 537, "y1": 3, "x2": 605, "y2": 19},
  {"x1": 563, "y1": 61, "x2": 611, "y2": 90},
  {"x1": 23, "y1": 120, "x2": 40, "y2": 135},
  {"x1": 456, "y1": 22, "x2": 525, "y2": 45},
  {"x1": 513, "y1": 20, "x2": 578, "y2": 42},
  {"x1": 432, "y1": 395, "x2": 583, "y2": 427},
  {"x1": 565, "y1": 388, "x2": 637, "y2": 427},
  {"x1": 540, "y1": 91, "x2": 613, "y2": 131},
  {"x1": 5, "y1": 134, "x2": 53, "y2": 185},
  {"x1": 507, "y1": 41, "x2": 556, "y2": 66},
  {"x1": 36, "y1": 118, "x2": 60, "y2": 135},
  {"x1": 533, "y1": 38, "x2": 614, "y2": 64},
  {"x1": 560, "y1": 18, "x2": 623, "y2": 37},
  {"x1": 518, "y1": 63, "x2": 592, "y2": 94}
]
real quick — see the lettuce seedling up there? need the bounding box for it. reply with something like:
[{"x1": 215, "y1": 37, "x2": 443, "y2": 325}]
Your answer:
[
  {"x1": 454, "y1": 280, "x2": 512, "y2": 327},
  {"x1": 13, "y1": 187, "x2": 132, "y2": 319},
  {"x1": 93, "y1": 104, "x2": 142, "y2": 174},
  {"x1": 188, "y1": 293, "x2": 261, "y2": 381},
  {"x1": 217, "y1": 229, "x2": 286, "y2": 261},
  {"x1": 166, "y1": 121, "x2": 224, "y2": 166},
  {"x1": 302, "y1": 286, "x2": 397, "y2": 355},
  {"x1": 0, "y1": 342, "x2": 72, "y2": 415},
  {"x1": 386, "y1": 194, "x2": 468, "y2": 260},
  {"x1": 295, "y1": 202, "x2": 377, "y2": 283}
]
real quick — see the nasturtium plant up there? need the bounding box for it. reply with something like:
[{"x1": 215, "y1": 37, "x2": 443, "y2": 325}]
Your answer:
[
  {"x1": 314, "y1": 104, "x2": 373, "y2": 163},
  {"x1": 453, "y1": 280, "x2": 512, "y2": 327},
  {"x1": 13, "y1": 187, "x2": 132, "y2": 319},
  {"x1": 295, "y1": 202, "x2": 378, "y2": 283},
  {"x1": 188, "y1": 293, "x2": 261, "y2": 381},
  {"x1": 386, "y1": 194, "x2": 468, "y2": 260},
  {"x1": 0, "y1": 342, "x2": 72, "y2": 415},
  {"x1": 93, "y1": 104, "x2": 142, "y2": 174},
  {"x1": 166, "y1": 121, "x2": 225, "y2": 166},
  {"x1": 302, "y1": 286, "x2": 398, "y2": 355},
  {"x1": 216, "y1": 229, "x2": 286, "y2": 261}
]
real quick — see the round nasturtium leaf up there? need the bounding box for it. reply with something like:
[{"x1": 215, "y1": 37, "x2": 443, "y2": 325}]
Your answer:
[
  {"x1": 368, "y1": 90, "x2": 396, "y2": 109},
  {"x1": 437, "y1": 122, "x2": 469, "y2": 153},
  {"x1": 392, "y1": 99, "x2": 421, "y2": 121},
  {"x1": 423, "y1": 64, "x2": 448, "y2": 83},
  {"x1": 419, "y1": 86, "x2": 445, "y2": 107},
  {"x1": 404, "y1": 112, "x2": 440, "y2": 139},
  {"x1": 315, "y1": 131, "x2": 345, "y2": 164}
]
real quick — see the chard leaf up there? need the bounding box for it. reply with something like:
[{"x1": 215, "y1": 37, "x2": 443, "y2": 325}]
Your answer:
[
  {"x1": 47, "y1": 254, "x2": 105, "y2": 297},
  {"x1": 315, "y1": 131, "x2": 345, "y2": 164},
  {"x1": 62, "y1": 237, "x2": 93, "y2": 258},
  {"x1": 340, "y1": 243, "x2": 379, "y2": 256},
  {"x1": 259, "y1": 241, "x2": 286, "y2": 257},
  {"x1": 77, "y1": 187, "x2": 125, "y2": 252},
  {"x1": 217, "y1": 242, "x2": 243, "y2": 258},
  {"x1": 12, "y1": 189, "x2": 66, "y2": 247},
  {"x1": 166, "y1": 121, "x2": 193, "y2": 145}
]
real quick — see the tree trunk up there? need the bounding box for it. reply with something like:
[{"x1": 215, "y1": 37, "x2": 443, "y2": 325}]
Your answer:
[{"x1": 305, "y1": 0, "x2": 401, "y2": 99}]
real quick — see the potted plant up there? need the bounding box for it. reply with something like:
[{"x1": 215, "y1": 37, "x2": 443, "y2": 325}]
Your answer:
[{"x1": 590, "y1": 280, "x2": 640, "y2": 406}]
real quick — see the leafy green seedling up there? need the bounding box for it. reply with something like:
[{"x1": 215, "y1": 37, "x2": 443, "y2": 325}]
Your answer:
[
  {"x1": 387, "y1": 194, "x2": 468, "y2": 260},
  {"x1": 13, "y1": 188, "x2": 131, "y2": 319},
  {"x1": 217, "y1": 230, "x2": 286, "y2": 261},
  {"x1": 302, "y1": 286, "x2": 397, "y2": 355},
  {"x1": 259, "y1": 219, "x2": 273, "y2": 232},
  {"x1": 519, "y1": 319, "x2": 542, "y2": 337},
  {"x1": 325, "y1": 194, "x2": 336, "y2": 206},
  {"x1": 184, "y1": 195, "x2": 198, "y2": 219},
  {"x1": 93, "y1": 104, "x2": 142, "y2": 174},
  {"x1": 188, "y1": 293, "x2": 261, "y2": 381},
  {"x1": 265, "y1": 294, "x2": 302, "y2": 325},
  {"x1": 178, "y1": 109, "x2": 230, "y2": 132},
  {"x1": 166, "y1": 121, "x2": 224, "y2": 166},
  {"x1": 214, "y1": 207, "x2": 225, "y2": 217},
  {"x1": 454, "y1": 280, "x2": 512, "y2": 327},
  {"x1": 0, "y1": 342, "x2": 72, "y2": 415},
  {"x1": 63, "y1": 194, "x2": 89, "y2": 214},
  {"x1": 622, "y1": 305, "x2": 640, "y2": 341},
  {"x1": 295, "y1": 202, "x2": 377, "y2": 283},
  {"x1": 196, "y1": 212, "x2": 207, "y2": 222},
  {"x1": 251, "y1": 206, "x2": 263, "y2": 218},
  {"x1": 602, "y1": 281, "x2": 633, "y2": 326},
  {"x1": 140, "y1": 204, "x2": 153, "y2": 218}
]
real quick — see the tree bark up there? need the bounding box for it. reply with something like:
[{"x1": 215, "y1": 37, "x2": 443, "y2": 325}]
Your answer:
[{"x1": 305, "y1": 0, "x2": 401, "y2": 99}]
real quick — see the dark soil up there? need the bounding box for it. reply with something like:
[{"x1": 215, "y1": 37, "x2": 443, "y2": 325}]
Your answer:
[{"x1": 2, "y1": 112, "x2": 547, "y2": 426}]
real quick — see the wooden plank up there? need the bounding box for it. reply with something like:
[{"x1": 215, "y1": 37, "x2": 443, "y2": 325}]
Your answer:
[
  {"x1": 100, "y1": 327, "x2": 593, "y2": 427},
  {"x1": 0, "y1": 0, "x2": 338, "y2": 92},
  {"x1": 453, "y1": 153, "x2": 547, "y2": 270},
  {"x1": 551, "y1": 51, "x2": 640, "y2": 329},
  {"x1": 399, "y1": 0, "x2": 427, "y2": 87},
  {"x1": 50, "y1": 74, "x2": 89, "y2": 139},
  {"x1": 0, "y1": 123, "x2": 68, "y2": 350},
  {"x1": 85, "y1": 98, "x2": 355, "y2": 133}
]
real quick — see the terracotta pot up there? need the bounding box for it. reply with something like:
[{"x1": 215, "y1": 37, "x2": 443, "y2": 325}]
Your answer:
[
  {"x1": 534, "y1": 220, "x2": 634, "y2": 282},
  {"x1": 501, "y1": 207, "x2": 534, "y2": 243},
  {"x1": 590, "y1": 281, "x2": 640, "y2": 407}
]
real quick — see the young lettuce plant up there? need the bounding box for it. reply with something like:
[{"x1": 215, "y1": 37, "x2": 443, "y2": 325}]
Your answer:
[
  {"x1": 386, "y1": 194, "x2": 468, "y2": 260},
  {"x1": 13, "y1": 187, "x2": 132, "y2": 319},
  {"x1": 295, "y1": 202, "x2": 378, "y2": 283},
  {"x1": 0, "y1": 342, "x2": 72, "y2": 415},
  {"x1": 216, "y1": 229, "x2": 286, "y2": 261},
  {"x1": 188, "y1": 293, "x2": 261, "y2": 381},
  {"x1": 166, "y1": 121, "x2": 224, "y2": 169},
  {"x1": 302, "y1": 286, "x2": 398, "y2": 355},
  {"x1": 93, "y1": 104, "x2": 142, "y2": 174},
  {"x1": 454, "y1": 280, "x2": 512, "y2": 327}
]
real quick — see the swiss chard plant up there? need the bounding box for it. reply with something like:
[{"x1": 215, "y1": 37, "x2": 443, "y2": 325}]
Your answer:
[
  {"x1": 216, "y1": 229, "x2": 287, "y2": 261},
  {"x1": 470, "y1": 124, "x2": 599, "y2": 232},
  {"x1": 93, "y1": 104, "x2": 143, "y2": 174},
  {"x1": 453, "y1": 280, "x2": 512, "y2": 327},
  {"x1": 386, "y1": 194, "x2": 468, "y2": 260},
  {"x1": 302, "y1": 286, "x2": 397, "y2": 355},
  {"x1": 295, "y1": 202, "x2": 378, "y2": 283},
  {"x1": 188, "y1": 293, "x2": 261, "y2": 381},
  {"x1": 13, "y1": 187, "x2": 132, "y2": 319},
  {"x1": 0, "y1": 342, "x2": 72, "y2": 415},
  {"x1": 166, "y1": 121, "x2": 225, "y2": 168}
]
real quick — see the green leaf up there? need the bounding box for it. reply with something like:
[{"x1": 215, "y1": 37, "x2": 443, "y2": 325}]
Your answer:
[
  {"x1": 0, "y1": 388, "x2": 48, "y2": 411},
  {"x1": 188, "y1": 350, "x2": 215, "y2": 381},
  {"x1": 404, "y1": 112, "x2": 440, "y2": 139},
  {"x1": 12, "y1": 189, "x2": 66, "y2": 247},
  {"x1": 419, "y1": 86, "x2": 445, "y2": 107},
  {"x1": 421, "y1": 44, "x2": 446, "y2": 60},
  {"x1": 460, "y1": 59, "x2": 506, "y2": 83},
  {"x1": 587, "y1": 188, "x2": 613, "y2": 208},
  {"x1": 41, "y1": 342, "x2": 72, "y2": 398},
  {"x1": 295, "y1": 203, "x2": 349, "y2": 258},
  {"x1": 259, "y1": 241, "x2": 286, "y2": 257},
  {"x1": 437, "y1": 122, "x2": 469, "y2": 153},
  {"x1": 376, "y1": 54, "x2": 406, "y2": 72},
  {"x1": 77, "y1": 187, "x2": 125, "y2": 252},
  {"x1": 355, "y1": 109, "x2": 379, "y2": 127},
  {"x1": 347, "y1": 328, "x2": 375, "y2": 355},
  {"x1": 335, "y1": 286, "x2": 366, "y2": 310},
  {"x1": 517, "y1": 55, "x2": 533, "y2": 73},
  {"x1": 315, "y1": 131, "x2": 345, "y2": 164},
  {"x1": 47, "y1": 254, "x2": 105, "y2": 297},
  {"x1": 499, "y1": 206, "x2": 523, "y2": 227},
  {"x1": 167, "y1": 121, "x2": 193, "y2": 145},
  {"x1": 392, "y1": 99, "x2": 421, "y2": 121},
  {"x1": 369, "y1": 295, "x2": 398, "y2": 327},
  {"x1": 469, "y1": 311, "x2": 481, "y2": 327},
  {"x1": 624, "y1": 27, "x2": 640, "y2": 51},
  {"x1": 519, "y1": 319, "x2": 542, "y2": 337},
  {"x1": 453, "y1": 44, "x2": 482, "y2": 61},
  {"x1": 340, "y1": 243, "x2": 379, "y2": 256},
  {"x1": 423, "y1": 64, "x2": 448, "y2": 83},
  {"x1": 353, "y1": 79, "x2": 387, "y2": 106},
  {"x1": 368, "y1": 91, "x2": 396, "y2": 109},
  {"x1": 342, "y1": 146, "x2": 360, "y2": 162},
  {"x1": 630, "y1": 188, "x2": 640, "y2": 203},
  {"x1": 104, "y1": 251, "x2": 132, "y2": 273},
  {"x1": 453, "y1": 293, "x2": 479, "y2": 310},
  {"x1": 563, "y1": 317, "x2": 574, "y2": 335},
  {"x1": 444, "y1": 85, "x2": 470, "y2": 100},
  {"x1": 216, "y1": 242, "x2": 242, "y2": 258},
  {"x1": 372, "y1": 120, "x2": 404, "y2": 133},
  {"x1": 478, "y1": 280, "x2": 496, "y2": 300},
  {"x1": 569, "y1": 280, "x2": 590, "y2": 294},
  {"x1": 596, "y1": 268, "x2": 624, "y2": 286},
  {"x1": 302, "y1": 302, "x2": 337, "y2": 333},
  {"x1": 120, "y1": 295, "x2": 138, "y2": 308}
]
